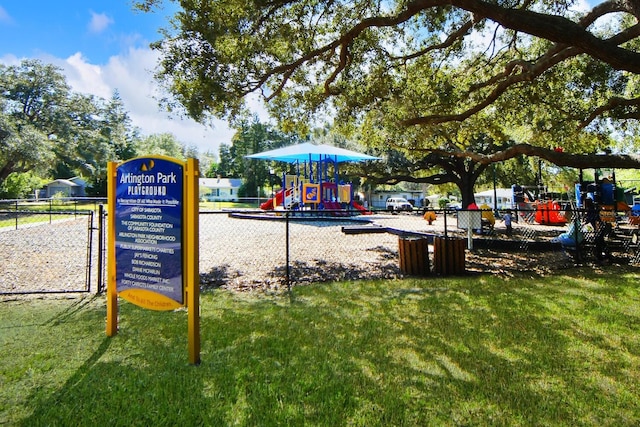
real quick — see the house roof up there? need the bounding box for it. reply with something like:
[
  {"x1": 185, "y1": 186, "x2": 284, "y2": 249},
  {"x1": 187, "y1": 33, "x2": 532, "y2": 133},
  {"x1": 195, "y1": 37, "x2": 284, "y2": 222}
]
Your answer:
[
  {"x1": 200, "y1": 178, "x2": 243, "y2": 189},
  {"x1": 45, "y1": 179, "x2": 80, "y2": 187}
]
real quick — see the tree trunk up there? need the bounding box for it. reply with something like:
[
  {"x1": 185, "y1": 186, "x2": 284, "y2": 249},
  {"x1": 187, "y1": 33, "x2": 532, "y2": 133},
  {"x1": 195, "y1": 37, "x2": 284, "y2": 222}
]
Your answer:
[
  {"x1": 456, "y1": 161, "x2": 486, "y2": 208},
  {"x1": 458, "y1": 175, "x2": 477, "y2": 209}
]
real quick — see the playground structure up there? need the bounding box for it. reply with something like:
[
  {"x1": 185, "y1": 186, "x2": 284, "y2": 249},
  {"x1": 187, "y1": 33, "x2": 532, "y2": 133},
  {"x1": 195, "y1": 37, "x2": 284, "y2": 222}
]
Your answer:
[
  {"x1": 248, "y1": 143, "x2": 378, "y2": 215},
  {"x1": 573, "y1": 168, "x2": 640, "y2": 227},
  {"x1": 510, "y1": 166, "x2": 640, "y2": 227},
  {"x1": 510, "y1": 184, "x2": 568, "y2": 225},
  {"x1": 259, "y1": 178, "x2": 370, "y2": 214}
]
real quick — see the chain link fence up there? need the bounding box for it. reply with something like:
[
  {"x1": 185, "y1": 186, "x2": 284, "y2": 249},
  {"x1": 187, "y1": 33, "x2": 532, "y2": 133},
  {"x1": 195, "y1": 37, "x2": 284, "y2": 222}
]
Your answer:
[
  {"x1": 2, "y1": 199, "x2": 639, "y2": 295},
  {"x1": 0, "y1": 201, "x2": 98, "y2": 295},
  {"x1": 196, "y1": 206, "x2": 639, "y2": 291}
]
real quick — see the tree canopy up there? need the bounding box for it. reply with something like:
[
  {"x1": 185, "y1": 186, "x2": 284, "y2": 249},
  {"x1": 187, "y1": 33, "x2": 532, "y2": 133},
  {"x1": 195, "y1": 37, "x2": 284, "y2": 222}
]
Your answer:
[
  {"x1": 217, "y1": 118, "x2": 305, "y2": 196},
  {"x1": 0, "y1": 59, "x2": 198, "y2": 198},
  {"x1": 139, "y1": 0, "x2": 640, "y2": 204}
]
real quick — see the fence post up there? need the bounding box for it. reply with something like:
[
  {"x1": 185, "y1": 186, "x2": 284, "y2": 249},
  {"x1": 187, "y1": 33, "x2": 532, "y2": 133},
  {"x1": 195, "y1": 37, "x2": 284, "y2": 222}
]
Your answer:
[
  {"x1": 97, "y1": 205, "x2": 105, "y2": 293},
  {"x1": 14, "y1": 200, "x2": 18, "y2": 230},
  {"x1": 285, "y1": 210, "x2": 291, "y2": 293},
  {"x1": 443, "y1": 208, "x2": 448, "y2": 239},
  {"x1": 85, "y1": 210, "x2": 94, "y2": 293},
  {"x1": 573, "y1": 208, "x2": 582, "y2": 263}
]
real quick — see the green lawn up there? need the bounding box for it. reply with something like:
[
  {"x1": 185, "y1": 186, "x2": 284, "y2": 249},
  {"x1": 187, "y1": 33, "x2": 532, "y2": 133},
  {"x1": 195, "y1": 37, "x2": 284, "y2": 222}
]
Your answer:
[
  {"x1": 1, "y1": 269, "x2": 639, "y2": 425},
  {"x1": 0, "y1": 201, "x2": 99, "y2": 228}
]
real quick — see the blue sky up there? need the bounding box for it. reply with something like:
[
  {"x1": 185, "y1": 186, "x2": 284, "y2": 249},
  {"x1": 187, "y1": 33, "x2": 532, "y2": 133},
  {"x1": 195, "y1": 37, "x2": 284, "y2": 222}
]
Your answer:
[
  {"x1": 0, "y1": 2, "x2": 172, "y2": 63},
  {"x1": 0, "y1": 1, "x2": 238, "y2": 154}
]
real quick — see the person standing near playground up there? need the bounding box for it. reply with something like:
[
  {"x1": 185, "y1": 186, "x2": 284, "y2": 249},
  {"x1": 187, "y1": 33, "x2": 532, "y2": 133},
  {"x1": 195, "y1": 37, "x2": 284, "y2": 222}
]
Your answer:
[
  {"x1": 503, "y1": 210, "x2": 513, "y2": 236},
  {"x1": 584, "y1": 198, "x2": 611, "y2": 262}
]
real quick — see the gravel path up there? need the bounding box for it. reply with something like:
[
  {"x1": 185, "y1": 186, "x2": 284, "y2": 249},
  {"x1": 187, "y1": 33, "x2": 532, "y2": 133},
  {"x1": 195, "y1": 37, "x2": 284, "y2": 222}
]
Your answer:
[
  {"x1": 0, "y1": 217, "x2": 92, "y2": 294},
  {"x1": 198, "y1": 213, "x2": 401, "y2": 291}
]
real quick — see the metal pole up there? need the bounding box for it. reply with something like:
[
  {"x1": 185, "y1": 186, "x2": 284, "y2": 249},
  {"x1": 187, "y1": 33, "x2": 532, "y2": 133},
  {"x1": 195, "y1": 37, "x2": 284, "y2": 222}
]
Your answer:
[
  {"x1": 86, "y1": 210, "x2": 94, "y2": 293},
  {"x1": 443, "y1": 208, "x2": 448, "y2": 239},
  {"x1": 574, "y1": 207, "x2": 582, "y2": 263},
  {"x1": 97, "y1": 204, "x2": 105, "y2": 293},
  {"x1": 493, "y1": 164, "x2": 498, "y2": 211},
  {"x1": 286, "y1": 210, "x2": 291, "y2": 293}
]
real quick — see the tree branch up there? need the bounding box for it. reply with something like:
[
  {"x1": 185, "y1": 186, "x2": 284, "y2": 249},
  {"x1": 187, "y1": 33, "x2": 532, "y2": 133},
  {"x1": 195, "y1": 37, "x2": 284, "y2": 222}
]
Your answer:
[
  {"x1": 415, "y1": 143, "x2": 640, "y2": 168},
  {"x1": 579, "y1": 96, "x2": 640, "y2": 128}
]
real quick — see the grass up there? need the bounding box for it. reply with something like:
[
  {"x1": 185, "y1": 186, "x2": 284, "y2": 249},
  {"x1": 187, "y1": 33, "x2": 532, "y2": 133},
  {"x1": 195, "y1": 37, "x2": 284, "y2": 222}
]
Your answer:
[
  {"x1": 1, "y1": 269, "x2": 640, "y2": 426},
  {"x1": 0, "y1": 201, "x2": 98, "y2": 228}
]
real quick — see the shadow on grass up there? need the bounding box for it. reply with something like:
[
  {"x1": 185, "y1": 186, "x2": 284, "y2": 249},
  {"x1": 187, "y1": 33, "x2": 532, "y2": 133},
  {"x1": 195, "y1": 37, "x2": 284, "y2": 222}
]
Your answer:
[{"x1": 14, "y1": 270, "x2": 640, "y2": 425}]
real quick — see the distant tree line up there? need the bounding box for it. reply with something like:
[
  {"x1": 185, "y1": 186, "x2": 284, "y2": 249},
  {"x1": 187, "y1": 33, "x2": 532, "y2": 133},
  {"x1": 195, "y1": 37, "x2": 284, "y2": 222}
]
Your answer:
[{"x1": 0, "y1": 59, "x2": 216, "y2": 198}]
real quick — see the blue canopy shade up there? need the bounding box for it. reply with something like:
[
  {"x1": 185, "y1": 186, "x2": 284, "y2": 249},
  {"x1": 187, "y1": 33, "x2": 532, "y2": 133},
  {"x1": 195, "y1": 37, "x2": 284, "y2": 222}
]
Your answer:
[{"x1": 245, "y1": 142, "x2": 380, "y2": 163}]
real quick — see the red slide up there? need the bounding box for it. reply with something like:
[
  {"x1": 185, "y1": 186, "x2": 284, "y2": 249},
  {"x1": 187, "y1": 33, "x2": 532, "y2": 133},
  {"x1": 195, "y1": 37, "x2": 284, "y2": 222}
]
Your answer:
[
  {"x1": 261, "y1": 189, "x2": 286, "y2": 210},
  {"x1": 534, "y1": 200, "x2": 567, "y2": 225},
  {"x1": 352, "y1": 201, "x2": 373, "y2": 215}
]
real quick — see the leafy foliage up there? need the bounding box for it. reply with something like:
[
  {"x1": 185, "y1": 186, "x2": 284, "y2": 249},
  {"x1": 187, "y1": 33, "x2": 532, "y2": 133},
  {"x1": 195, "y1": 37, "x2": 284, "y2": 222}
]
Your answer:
[
  {"x1": 217, "y1": 118, "x2": 304, "y2": 196},
  {"x1": 0, "y1": 59, "x2": 202, "y2": 198},
  {"x1": 139, "y1": 0, "x2": 640, "y2": 205}
]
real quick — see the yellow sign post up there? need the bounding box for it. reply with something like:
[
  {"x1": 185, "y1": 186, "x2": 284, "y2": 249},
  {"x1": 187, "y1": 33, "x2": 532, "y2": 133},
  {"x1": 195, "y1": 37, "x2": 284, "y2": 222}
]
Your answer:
[{"x1": 106, "y1": 156, "x2": 200, "y2": 365}]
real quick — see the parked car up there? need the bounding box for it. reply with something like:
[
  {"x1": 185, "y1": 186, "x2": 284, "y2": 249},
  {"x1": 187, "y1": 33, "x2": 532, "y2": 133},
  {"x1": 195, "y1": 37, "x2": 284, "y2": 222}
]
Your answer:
[{"x1": 386, "y1": 197, "x2": 414, "y2": 212}]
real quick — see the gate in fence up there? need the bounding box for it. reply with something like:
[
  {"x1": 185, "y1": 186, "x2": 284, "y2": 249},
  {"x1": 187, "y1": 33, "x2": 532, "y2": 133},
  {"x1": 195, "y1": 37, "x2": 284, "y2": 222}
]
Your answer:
[{"x1": 0, "y1": 205, "x2": 99, "y2": 295}]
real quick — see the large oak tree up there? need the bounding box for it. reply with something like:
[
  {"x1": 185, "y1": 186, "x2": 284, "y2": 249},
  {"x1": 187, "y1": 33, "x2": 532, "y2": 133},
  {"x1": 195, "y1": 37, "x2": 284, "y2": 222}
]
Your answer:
[
  {"x1": 139, "y1": 0, "x2": 640, "y2": 204},
  {"x1": 0, "y1": 60, "x2": 138, "y2": 196}
]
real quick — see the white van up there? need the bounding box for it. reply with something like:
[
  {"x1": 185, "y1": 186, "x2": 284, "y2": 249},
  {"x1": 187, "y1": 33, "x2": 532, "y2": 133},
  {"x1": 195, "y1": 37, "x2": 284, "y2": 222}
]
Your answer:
[{"x1": 386, "y1": 197, "x2": 413, "y2": 212}]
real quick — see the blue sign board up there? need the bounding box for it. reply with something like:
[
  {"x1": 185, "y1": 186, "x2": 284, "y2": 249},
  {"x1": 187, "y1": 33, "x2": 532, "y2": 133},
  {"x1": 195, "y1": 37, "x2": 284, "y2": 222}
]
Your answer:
[{"x1": 115, "y1": 157, "x2": 184, "y2": 305}]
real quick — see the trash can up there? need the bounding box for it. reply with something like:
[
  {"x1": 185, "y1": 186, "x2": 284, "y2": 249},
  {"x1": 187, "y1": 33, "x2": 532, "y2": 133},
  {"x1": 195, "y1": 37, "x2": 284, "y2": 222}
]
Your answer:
[
  {"x1": 398, "y1": 237, "x2": 430, "y2": 276},
  {"x1": 433, "y1": 237, "x2": 465, "y2": 275}
]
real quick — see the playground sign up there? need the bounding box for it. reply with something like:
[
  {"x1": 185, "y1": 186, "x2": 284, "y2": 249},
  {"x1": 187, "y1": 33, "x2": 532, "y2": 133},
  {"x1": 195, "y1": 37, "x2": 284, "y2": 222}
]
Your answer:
[
  {"x1": 106, "y1": 156, "x2": 200, "y2": 365},
  {"x1": 457, "y1": 210, "x2": 482, "y2": 250},
  {"x1": 303, "y1": 183, "x2": 320, "y2": 203},
  {"x1": 114, "y1": 157, "x2": 184, "y2": 307}
]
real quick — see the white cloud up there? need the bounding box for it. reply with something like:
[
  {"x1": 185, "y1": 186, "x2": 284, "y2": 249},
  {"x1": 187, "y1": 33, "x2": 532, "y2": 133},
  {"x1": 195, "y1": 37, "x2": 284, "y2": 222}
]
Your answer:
[
  {"x1": 0, "y1": 53, "x2": 20, "y2": 65},
  {"x1": 88, "y1": 11, "x2": 113, "y2": 34},
  {"x1": 0, "y1": 6, "x2": 13, "y2": 25},
  {"x1": 55, "y1": 47, "x2": 236, "y2": 154},
  {"x1": 64, "y1": 52, "x2": 112, "y2": 98},
  {"x1": 2, "y1": 45, "x2": 271, "y2": 155}
]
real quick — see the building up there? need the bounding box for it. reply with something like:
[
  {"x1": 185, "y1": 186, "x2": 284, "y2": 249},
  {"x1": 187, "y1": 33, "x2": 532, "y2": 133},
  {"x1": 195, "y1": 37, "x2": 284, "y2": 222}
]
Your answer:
[
  {"x1": 474, "y1": 188, "x2": 514, "y2": 210},
  {"x1": 200, "y1": 177, "x2": 243, "y2": 201},
  {"x1": 40, "y1": 177, "x2": 87, "y2": 198}
]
